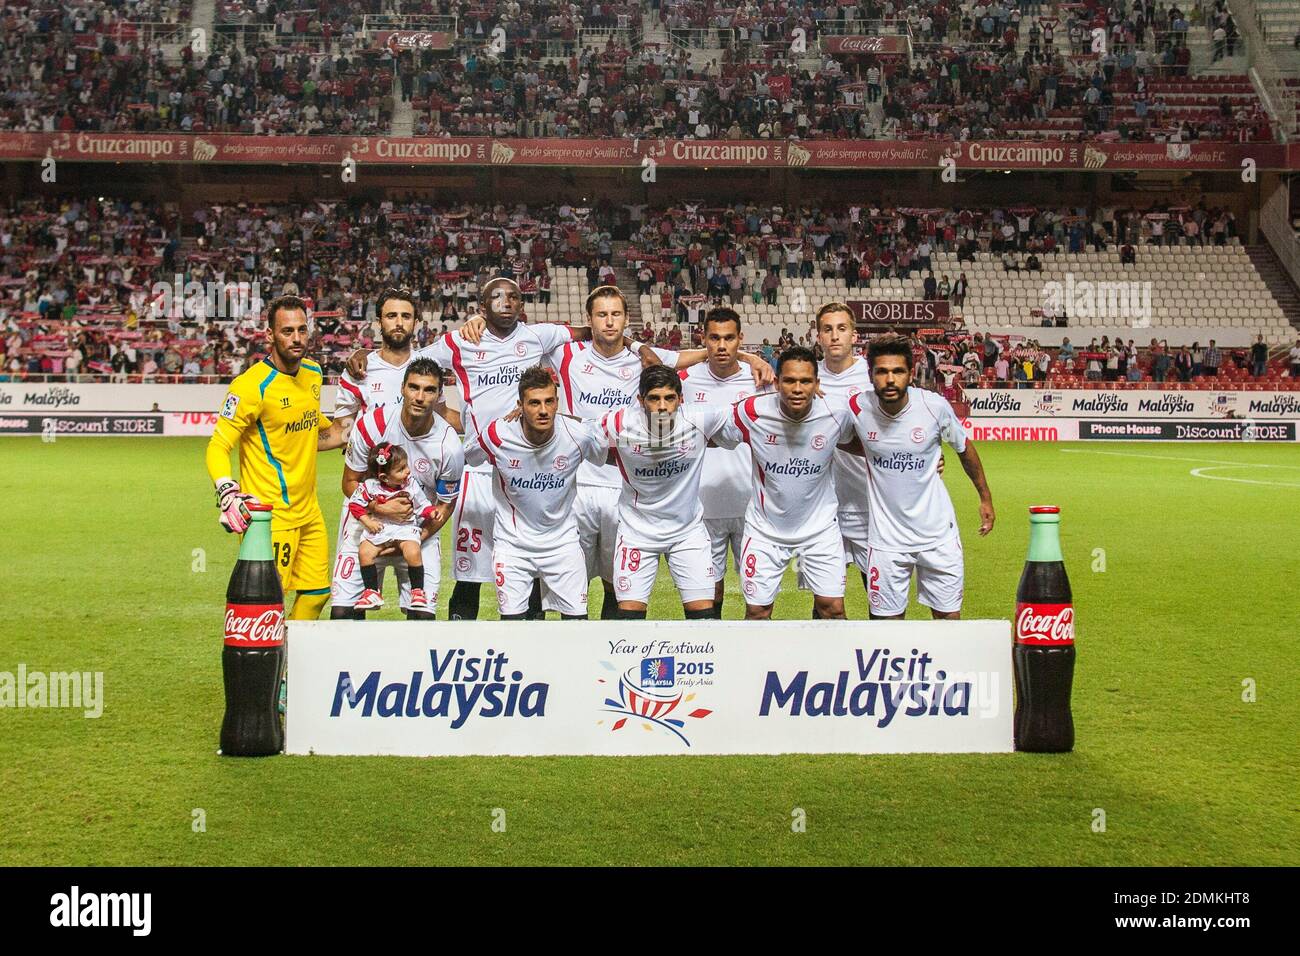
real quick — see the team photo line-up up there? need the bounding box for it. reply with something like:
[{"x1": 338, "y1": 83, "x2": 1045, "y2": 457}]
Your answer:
[{"x1": 205, "y1": 276, "x2": 995, "y2": 622}]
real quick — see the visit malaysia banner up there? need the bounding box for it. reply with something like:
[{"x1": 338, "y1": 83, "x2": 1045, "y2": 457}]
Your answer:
[
  {"x1": 284, "y1": 620, "x2": 1013, "y2": 757},
  {"x1": 965, "y1": 389, "x2": 1300, "y2": 419},
  {"x1": 0, "y1": 133, "x2": 1289, "y2": 170}
]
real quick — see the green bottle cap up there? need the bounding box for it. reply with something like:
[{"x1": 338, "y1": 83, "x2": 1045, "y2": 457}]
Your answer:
[
  {"x1": 237, "y1": 504, "x2": 274, "y2": 562},
  {"x1": 1026, "y1": 505, "x2": 1063, "y2": 562}
]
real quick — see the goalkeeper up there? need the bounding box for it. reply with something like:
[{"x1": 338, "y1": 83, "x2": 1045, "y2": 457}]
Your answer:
[{"x1": 204, "y1": 295, "x2": 347, "y2": 620}]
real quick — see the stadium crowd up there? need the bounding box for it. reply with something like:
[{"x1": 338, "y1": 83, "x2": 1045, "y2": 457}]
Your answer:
[
  {"x1": 2, "y1": 192, "x2": 1294, "y2": 388},
  {"x1": 0, "y1": 0, "x2": 1276, "y2": 142}
]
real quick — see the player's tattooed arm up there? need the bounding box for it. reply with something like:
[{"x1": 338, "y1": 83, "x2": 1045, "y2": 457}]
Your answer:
[
  {"x1": 957, "y1": 442, "x2": 994, "y2": 536},
  {"x1": 317, "y1": 418, "x2": 348, "y2": 451}
]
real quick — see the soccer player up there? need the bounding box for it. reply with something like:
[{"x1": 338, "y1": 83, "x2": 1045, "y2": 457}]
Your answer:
[
  {"x1": 463, "y1": 366, "x2": 609, "y2": 620},
  {"x1": 205, "y1": 295, "x2": 347, "y2": 620},
  {"x1": 714, "y1": 346, "x2": 856, "y2": 620},
  {"x1": 334, "y1": 359, "x2": 464, "y2": 620},
  {"x1": 681, "y1": 306, "x2": 770, "y2": 618},
  {"x1": 551, "y1": 287, "x2": 773, "y2": 618},
  {"x1": 330, "y1": 289, "x2": 458, "y2": 618},
  {"x1": 846, "y1": 334, "x2": 995, "y2": 620},
  {"x1": 347, "y1": 278, "x2": 663, "y2": 620},
  {"x1": 813, "y1": 304, "x2": 873, "y2": 577},
  {"x1": 601, "y1": 365, "x2": 730, "y2": 619}
]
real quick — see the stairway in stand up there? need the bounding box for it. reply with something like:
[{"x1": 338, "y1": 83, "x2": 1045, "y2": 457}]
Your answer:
[
  {"x1": 610, "y1": 241, "x2": 643, "y2": 335},
  {"x1": 1246, "y1": 245, "x2": 1300, "y2": 337}
]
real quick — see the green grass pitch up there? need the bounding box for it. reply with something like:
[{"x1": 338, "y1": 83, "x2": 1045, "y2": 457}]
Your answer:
[{"x1": 1, "y1": 437, "x2": 1297, "y2": 866}]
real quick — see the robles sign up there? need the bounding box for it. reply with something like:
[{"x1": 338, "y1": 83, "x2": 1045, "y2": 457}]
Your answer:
[
  {"x1": 285, "y1": 620, "x2": 1014, "y2": 756},
  {"x1": 848, "y1": 299, "x2": 950, "y2": 326}
]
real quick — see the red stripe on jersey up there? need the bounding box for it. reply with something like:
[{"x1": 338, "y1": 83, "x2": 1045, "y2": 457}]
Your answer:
[
  {"x1": 559, "y1": 342, "x2": 577, "y2": 414},
  {"x1": 849, "y1": 392, "x2": 863, "y2": 416},
  {"x1": 477, "y1": 428, "x2": 498, "y2": 467},
  {"x1": 615, "y1": 409, "x2": 624, "y2": 435},
  {"x1": 339, "y1": 377, "x2": 364, "y2": 407},
  {"x1": 611, "y1": 447, "x2": 630, "y2": 483},
  {"x1": 732, "y1": 401, "x2": 752, "y2": 446},
  {"x1": 445, "y1": 333, "x2": 473, "y2": 408},
  {"x1": 677, "y1": 368, "x2": 689, "y2": 381},
  {"x1": 374, "y1": 404, "x2": 388, "y2": 435},
  {"x1": 743, "y1": 395, "x2": 760, "y2": 423},
  {"x1": 487, "y1": 419, "x2": 504, "y2": 447},
  {"x1": 356, "y1": 415, "x2": 376, "y2": 448}
]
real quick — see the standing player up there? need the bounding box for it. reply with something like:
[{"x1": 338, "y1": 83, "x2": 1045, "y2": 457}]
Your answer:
[
  {"x1": 714, "y1": 346, "x2": 856, "y2": 620},
  {"x1": 205, "y1": 295, "x2": 347, "y2": 620},
  {"x1": 846, "y1": 334, "x2": 995, "y2": 620},
  {"x1": 332, "y1": 289, "x2": 425, "y2": 425},
  {"x1": 681, "y1": 307, "x2": 771, "y2": 618},
  {"x1": 551, "y1": 287, "x2": 773, "y2": 618},
  {"x1": 464, "y1": 366, "x2": 609, "y2": 619},
  {"x1": 601, "y1": 365, "x2": 730, "y2": 620},
  {"x1": 334, "y1": 359, "x2": 464, "y2": 620}
]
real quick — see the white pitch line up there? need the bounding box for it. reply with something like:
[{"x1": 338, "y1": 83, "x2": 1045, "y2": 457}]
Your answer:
[
  {"x1": 1189, "y1": 466, "x2": 1300, "y2": 488},
  {"x1": 1060, "y1": 448, "x2": 1300, "y2": 469}
]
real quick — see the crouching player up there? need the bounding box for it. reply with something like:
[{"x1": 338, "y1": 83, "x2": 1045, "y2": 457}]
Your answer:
[
  {"x1": 601, "y1": 365, "x2": 731, "y2": 619},
  {"x1": 464, "y1": 366, "x2": 609, "y2": 620},
  {"x1": 336, "y1": 359, "x2": 463, "y2": 619}
]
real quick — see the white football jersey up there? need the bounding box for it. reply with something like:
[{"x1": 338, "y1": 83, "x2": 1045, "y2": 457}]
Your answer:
[
  {"x1": 418, "y1": 322, "x2": 573, "y2": 469},
  {"x1": 334, "y1": 351, "x2": 408, "y2": 420},
  {"x1": 681, "y1": 363, "x2": 767, "y2": 519},
  {"x1": 818, "y1": 357, "x2": 873, "y2": 517},
  {"x1": 342, "y1": 404, "x2": 465, "y2": 548},
  {"x1": 715, "y1": 393, "x2": 854, "y2": 544},
  {"x1": 550, "y1": 341, "x2": 678, "y2": 488},
  {"x1": 848, "y1": 387, "x2": 967, "y2": 551},
  {"x1": 602, "y1": 403, "x2": 729, "y2": 543},
  {"x1": 464, "y1": 416, "x2": 609, "y2": 552}
]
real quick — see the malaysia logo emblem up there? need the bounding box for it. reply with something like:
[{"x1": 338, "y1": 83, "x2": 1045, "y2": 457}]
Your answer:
[
  {"x1": 911, "y1": 427, "x2": 925, "y2": 443},
  {"x1": 641, "y1": 657, "x2": 675, "y2": 688},
  {"x1": 598, "y1": 660, "x2": 712, "y2": 746},
  {"x1": 812, "y1": 434, "x2": 826, "y2": 450},
  {"x1": 1034, "y1": 392, "x2": 1061, "y2": 416}
]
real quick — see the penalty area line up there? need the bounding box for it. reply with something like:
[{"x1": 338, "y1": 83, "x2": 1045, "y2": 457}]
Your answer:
[{"x1": 1059, "y1": 448, "x2": 1300, "y2": 469}]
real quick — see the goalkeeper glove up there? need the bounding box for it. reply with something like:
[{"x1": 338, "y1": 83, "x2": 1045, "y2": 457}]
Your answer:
[{"x1": 215, "y1": 478, "x2": 259, "y2": 534}]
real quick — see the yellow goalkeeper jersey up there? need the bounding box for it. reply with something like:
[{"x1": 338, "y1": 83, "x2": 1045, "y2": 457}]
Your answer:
[{"x1": 205, "y1": 357, "x2": 331, "y2": 529}]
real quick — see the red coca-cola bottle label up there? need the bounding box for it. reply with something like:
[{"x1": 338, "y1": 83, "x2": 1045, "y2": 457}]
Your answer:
[
  {"x1": 224, "y1": 603, "x2": 285, "y2": 647},
  {"x1": 1015, "y1": 603, "x2": 1075, "y2": 646}
]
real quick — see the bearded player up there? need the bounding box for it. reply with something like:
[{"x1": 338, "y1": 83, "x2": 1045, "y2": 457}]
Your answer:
[
  {"x1": 846, "y1": 334, "x2": 995, "y2": 620},
  {"x1": 205, "y1": 295, "x2": 347, "y2": 620}
]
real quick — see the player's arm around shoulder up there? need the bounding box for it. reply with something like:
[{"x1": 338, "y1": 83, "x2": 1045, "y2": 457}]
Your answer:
[{"x1": 463, "y1": 416, "x2": 501, "y2": 468}]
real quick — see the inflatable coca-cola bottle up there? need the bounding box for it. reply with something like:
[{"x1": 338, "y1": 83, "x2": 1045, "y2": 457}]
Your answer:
[
  {"x1": 1013, "y1": 505, "x2": 1076, "y2": 753},
  {"x1": 220, "y1": 503, "x2": 285, "y2": 756}
]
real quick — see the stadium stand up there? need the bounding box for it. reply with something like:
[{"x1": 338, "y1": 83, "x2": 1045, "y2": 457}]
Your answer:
[{"x1": 4, "y1": 195, "x2": 1297, "y2": 388}]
